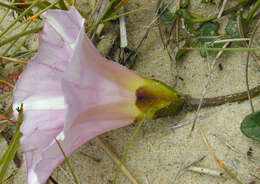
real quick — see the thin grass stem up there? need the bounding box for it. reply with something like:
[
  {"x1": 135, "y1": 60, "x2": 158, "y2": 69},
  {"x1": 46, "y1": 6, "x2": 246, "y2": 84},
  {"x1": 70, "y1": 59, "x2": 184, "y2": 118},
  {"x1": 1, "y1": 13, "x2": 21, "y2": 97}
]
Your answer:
[
  {"x1": 113, "y1": 118, "x2": 146, "y2": 184},
  {"x1": 0, "y1": 26, "x2": 42, "y2": 47},
  {"x1": 181, "y1": 47, "x2": 260, "y2": 51},
  {"x1": 0, "y1": 92, "x2": 12, "y2": 101},
  {"x1": 0, "y1": 0, "x2": 16, "y2": 25},
  {"x1": 0, "y1": 104, "x2": 23, "y2": 182},
  {"x1": 0, "y1": 0, "x2": 40, "y2": 39},
  {"x1": 55, "y1": 138, "x2": 79, "y2": 184},
  {"x1": 0, "y1": 2, "x2": 23, "y2": 13}
]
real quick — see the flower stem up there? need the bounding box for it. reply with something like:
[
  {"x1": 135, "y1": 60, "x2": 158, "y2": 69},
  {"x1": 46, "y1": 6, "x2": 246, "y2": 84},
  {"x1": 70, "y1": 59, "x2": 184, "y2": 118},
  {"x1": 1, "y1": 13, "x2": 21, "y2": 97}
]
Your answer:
[{"x1": 184, "y1": 84, "x2": 260, "y2": 109}]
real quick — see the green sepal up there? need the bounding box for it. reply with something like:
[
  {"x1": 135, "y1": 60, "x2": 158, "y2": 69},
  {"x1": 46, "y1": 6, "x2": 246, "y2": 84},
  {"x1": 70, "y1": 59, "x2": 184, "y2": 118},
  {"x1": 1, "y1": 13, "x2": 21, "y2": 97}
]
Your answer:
[{"x1": 135, "y1": 78, "x2": 184, "y2": 119}]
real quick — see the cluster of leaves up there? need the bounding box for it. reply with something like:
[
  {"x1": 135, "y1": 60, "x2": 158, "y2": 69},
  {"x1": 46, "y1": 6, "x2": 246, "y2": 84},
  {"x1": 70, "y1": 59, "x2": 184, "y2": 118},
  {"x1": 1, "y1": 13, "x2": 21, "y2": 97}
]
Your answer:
[
  {"x1": 159, "y1": 0, "x2": 260, "y2": 59},
  {"x1": 159, "y1": 0, "x2": 260, "y2": 141}
]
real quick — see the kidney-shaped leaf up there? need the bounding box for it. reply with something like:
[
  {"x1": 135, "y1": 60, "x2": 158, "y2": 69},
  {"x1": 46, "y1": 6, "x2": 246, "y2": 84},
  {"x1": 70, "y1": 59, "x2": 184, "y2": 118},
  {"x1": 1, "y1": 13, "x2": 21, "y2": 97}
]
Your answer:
[{"x1": 241, "y1": 111, "x2": 260, "y2": 141}]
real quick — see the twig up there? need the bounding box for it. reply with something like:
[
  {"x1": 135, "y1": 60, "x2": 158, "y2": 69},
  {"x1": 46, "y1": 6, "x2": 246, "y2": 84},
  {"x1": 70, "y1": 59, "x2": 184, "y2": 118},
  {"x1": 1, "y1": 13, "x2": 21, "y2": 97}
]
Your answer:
[
  {"x1": 134, "y1": 0, "x2": 174, "y2": 52},
  {"x1": 0, "y1": 56, "x2": 27, "y2": 64},
  {"x1": 172, "y1": 156, "x2": 206, "y2": 184},
  {"x1": 187, "y1": 166, "x2": 224, "y2": 177},
  {"x1": 237, "y1": 16, "x2": 260, "y2": 67},
  {"x1": 217, "y1": 0, "x2": 227, "y2": 19},
  {"x1": 119, "y1": 7, "x2": 128, "y2": 48},
  {"x1": 95, "y1": 136, "x2": 139, "y2": 184},
  {"x1": 0, "y1": 79, "x2": 15, "y2": 88},
  {"x1": 245, "y1": 22, "x2": 260, "y2": 113},
  {"x1": 158, "y1": 24, "x2": 178, "y2": 87},
  {"x1": 191, "y1": 42, "x2": 229, "y2": 131},
  {"x1": 198, "y1": 126, "x2": 243, "y2": 184}
]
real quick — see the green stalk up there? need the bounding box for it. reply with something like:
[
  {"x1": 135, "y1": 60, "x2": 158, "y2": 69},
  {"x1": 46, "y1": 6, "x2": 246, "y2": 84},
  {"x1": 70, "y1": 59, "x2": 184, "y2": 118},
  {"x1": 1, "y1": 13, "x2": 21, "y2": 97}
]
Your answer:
[
  {"x1": 113, "y1": 118, "x2": 146, "y2": 184},
  {"x1": 17, "y1": 49, "x2": 38, "y2": 58},
  {"x1": 0, "y1": 2, "x2": 23, "y2": 13},
  {"x1": 0, "y1": 105, "x2": 23, "y2": 182},
  {"x1": 0, "y1": 26, "x2": 42, "y2": 47},
  {"x1": 245, "y1": 0, "x2": 260, "y2": 24},
  {"x1": 181, "y1": 47, "x2": 260, "y2": 51},
  {"x1": 55, "y1": 139, "x2": 79, "y2": 184},
  {"x1": 0, "y1": 92, "x2": 12, "y2": 101},
  {"x1": 101, "y1": 8, "x2": 144, "y2": 24},
  {"x1": 0, "y1": 0, "x2": 16, "y2": 25},
  {"x1": 9, "y1": 21, "x2": 41, "y2": 57},
  {"x1": 2, "y1": 21, "x2": 32, "y2": 56},
  {"x1": 0, "y1": 0, "x2": 40, "y2": 39},
  {"x1": 191, "y1": 16, "x2": 216, "y2": 23}
]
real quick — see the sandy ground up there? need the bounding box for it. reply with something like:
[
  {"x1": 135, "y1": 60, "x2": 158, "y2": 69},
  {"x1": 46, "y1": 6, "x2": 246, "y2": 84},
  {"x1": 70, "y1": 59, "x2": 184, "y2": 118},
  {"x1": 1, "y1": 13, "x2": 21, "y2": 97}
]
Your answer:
[{"x1": 1, "y1": 0, "x2": 260, "y2": 184}]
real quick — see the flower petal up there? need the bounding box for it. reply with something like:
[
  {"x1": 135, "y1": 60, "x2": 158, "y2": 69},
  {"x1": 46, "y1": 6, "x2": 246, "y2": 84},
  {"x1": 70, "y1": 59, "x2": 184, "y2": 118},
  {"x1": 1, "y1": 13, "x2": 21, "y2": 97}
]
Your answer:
[
  {"x1": 24, "y1": 117, "x2": 135, "y2": 184},
  {"x1": 12, "y1": 7, "x2": 84, "y2": 184},
  {"x1": 61, "y1": 26, "x2": 144, "y2": 135}
]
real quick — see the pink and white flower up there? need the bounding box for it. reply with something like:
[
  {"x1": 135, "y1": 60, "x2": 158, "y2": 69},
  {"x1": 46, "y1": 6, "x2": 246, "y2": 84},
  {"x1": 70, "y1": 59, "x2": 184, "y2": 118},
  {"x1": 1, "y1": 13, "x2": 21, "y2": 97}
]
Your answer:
[{"x1": 13, "y1": 7, "x2": 184, "y2": 184}]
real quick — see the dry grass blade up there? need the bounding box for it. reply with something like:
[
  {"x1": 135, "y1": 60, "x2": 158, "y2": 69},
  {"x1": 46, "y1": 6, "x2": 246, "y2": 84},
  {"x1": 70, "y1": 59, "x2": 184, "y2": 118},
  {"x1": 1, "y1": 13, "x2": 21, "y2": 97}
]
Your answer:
[
  {"x1": 96, "y1": 136, "x2": 139, "y2": 184},
  {"x1": 0, "y1": 56, "x2": 27, "y2": 64}
]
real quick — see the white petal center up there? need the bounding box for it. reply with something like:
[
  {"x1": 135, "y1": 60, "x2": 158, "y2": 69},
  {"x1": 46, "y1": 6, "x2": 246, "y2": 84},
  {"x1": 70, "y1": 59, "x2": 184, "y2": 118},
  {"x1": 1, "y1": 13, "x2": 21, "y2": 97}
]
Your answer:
[{"x1": 14, "y1": 96, "x2": 66, "y2": 112}]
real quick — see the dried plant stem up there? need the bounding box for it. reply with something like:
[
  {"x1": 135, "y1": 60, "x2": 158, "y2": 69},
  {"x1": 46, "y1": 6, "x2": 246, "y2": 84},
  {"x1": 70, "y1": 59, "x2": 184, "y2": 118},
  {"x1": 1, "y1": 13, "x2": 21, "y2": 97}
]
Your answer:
[
  {"x1": 187, "y1": 166, "x2": 224, "y2": 177},
  {"x1": 237, "y1": 16, "x2": 260, "y2": 67},
  {"x1": 119, "y1": 7, "x2": 127, "y2": 48},
  {"x1": 0, "y1": 79, "x2": 15, "y2": 88},
  {"x1": 190, "y1": 42, "x2": 229, "y2": 131},
  {"x1": 0, "y1": 56, "x2": 27, "y2": 64},
  {"x1": 95, "y1": 137, "x2": 139, "y2": 184},
  {"x1": 172, "y1": 156, "x2": 206, "y2": 184},
  {"x1": 198, "y1": 125, "x2": 243, "y2": 184},
  {"x1": 245, "y1": 22, "x2": 260, "y2": 113},
  {"x1": 217, "y1": 0, "x2": 227, "y2": 19},
  {"x1": 14, "y1": 0, "x2": 47, "y2": 5}
]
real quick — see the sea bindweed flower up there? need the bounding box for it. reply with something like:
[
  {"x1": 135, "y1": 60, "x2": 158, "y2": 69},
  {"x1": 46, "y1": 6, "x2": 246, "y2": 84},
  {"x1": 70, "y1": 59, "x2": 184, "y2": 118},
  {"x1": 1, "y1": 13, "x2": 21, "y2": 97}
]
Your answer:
[{"x1": 12, "y1": 7, "x2": 184, "y2": 184}]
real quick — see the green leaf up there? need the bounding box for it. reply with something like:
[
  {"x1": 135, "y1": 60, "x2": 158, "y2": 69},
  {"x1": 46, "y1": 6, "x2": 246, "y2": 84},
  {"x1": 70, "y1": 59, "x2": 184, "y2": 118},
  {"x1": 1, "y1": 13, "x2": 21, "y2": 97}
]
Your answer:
[
  {"x1": 180, "y1": 0, "x2": 190, "y2": 8},
  {"x1": 241, "y1": 111, "x2": 260, "y2": 141},
  {"x1": 225, "y1": 13, "x2": 240, "y2": 38},
  {"x1": 197, "y1": 22, "x2": 222, "y2": 57},
  {"x1": 225, "y1": 13, "x2": 244, "y2": 46},
  {"x1": 176, "y1": 9, "x2": 193, "y2": 21},
  {"x1": 173, "y1": 38, "x2": 192, "y2": 60},
  {"x1": 160, "y1": 8, "x2": 176, "y2": 24}
]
